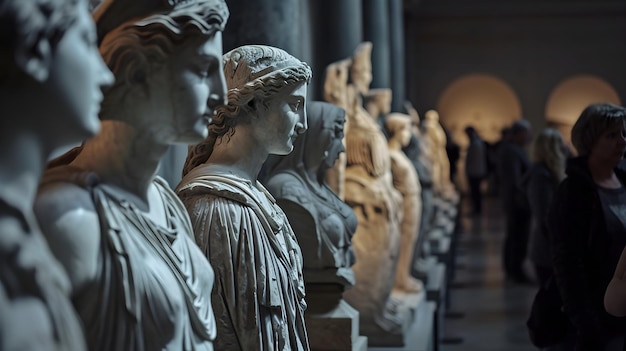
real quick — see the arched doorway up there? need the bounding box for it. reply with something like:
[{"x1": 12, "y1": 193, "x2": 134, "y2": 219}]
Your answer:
[
  {"x1": 545, "y1": 75, "x2": 621, "y2": 154},
  {"x1": 437, "y1": 73, "x2": 522, "y2": 192}
]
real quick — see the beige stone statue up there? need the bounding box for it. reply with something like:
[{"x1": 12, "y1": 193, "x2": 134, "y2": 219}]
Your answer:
[
  {"x1": 0, "y1": 0, "x2": 112, "y2": 349},
  {"x1": 176, "y1": 45, "x2": 312, "y2": 351},
  {"x1": 364, "y1": 88, "x2": 392, "y2": 123},
  {"x1": 385, "y1": 114, "x2": 424, "y2": 293},
  {"x1": 34, "y1": 1, "x2": 229, "y2": 350},
  {"x1": 340, "y1": 42, "x2": 405, "y2": 341},
  {"x1": 423, "y1": 109, "x2": 456, "y2": 198}
]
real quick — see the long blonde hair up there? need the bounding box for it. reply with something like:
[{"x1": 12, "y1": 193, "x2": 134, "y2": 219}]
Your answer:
[{"x1": 532, "y1": 128, "x2": 566, "y2": 182}]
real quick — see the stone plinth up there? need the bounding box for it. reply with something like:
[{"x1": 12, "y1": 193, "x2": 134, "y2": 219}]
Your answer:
[{"x1": 306, "y1": 299, "x2": 368, "y2": 351}]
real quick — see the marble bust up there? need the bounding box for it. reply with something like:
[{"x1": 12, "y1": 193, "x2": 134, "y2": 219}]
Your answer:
[
  {"x1": 0, "y1": 0, "x2": 112, "y2": 349},
  {"x1": 385, "y1": 113, "x2": 423, "y2": 293},
  {"x1": 262, "y1": 101, "x2": 357, "y2": 305},
  {"x1": 34, "y1": 1, "x2": 229, "y2": 350},
  {"x1": 176, "y1": 45, "x2": 312, "y2": 351}
]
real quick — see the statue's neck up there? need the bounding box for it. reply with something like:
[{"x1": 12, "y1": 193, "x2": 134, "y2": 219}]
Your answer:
[
  {"x1": 71, "y1": 120, "x2": 167, "y2": 204},
  {"x1": 0, "y1": 129, "x2": 46, "y2": 216}
]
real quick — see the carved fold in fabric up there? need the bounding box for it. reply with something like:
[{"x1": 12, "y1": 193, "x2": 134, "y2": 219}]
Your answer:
[
  {"x1": 40, "y1": 166, "x2": 216, "y2": 351},
  {"x1": 177, "y1": 166, "x2": 309, "y2": 351}
]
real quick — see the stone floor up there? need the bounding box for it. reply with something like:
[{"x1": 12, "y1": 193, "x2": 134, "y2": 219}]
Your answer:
[
  {"x1": 369, "y1": 196, "x2": 539, "y2": 351},
  {"x1": 440, "y1": 197, "x2": 537, "y2": 351}
]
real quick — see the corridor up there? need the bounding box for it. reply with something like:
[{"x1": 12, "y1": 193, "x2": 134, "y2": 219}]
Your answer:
[{"x1": 441, "y1": 197, "x2": 537, "y2": 351}]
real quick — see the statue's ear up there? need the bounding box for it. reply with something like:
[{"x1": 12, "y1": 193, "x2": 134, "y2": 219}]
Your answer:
[{"x1": 15, "y1": 38, "x2": 52, "y2": 83}]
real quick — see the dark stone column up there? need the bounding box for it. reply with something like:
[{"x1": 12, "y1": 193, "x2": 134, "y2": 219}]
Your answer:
[
  {"x1": 388, "y1": 0, "x2": 406, "y2": 112},
  {"x1": 362, "y1": 0, "x2": 391, "y2": 90},
  {"x1": 308, "y1": 0, "x2": 363, "y2": 101},
  {"x1": 222, "y1": 0, "x2": 310, "y2": 64}
]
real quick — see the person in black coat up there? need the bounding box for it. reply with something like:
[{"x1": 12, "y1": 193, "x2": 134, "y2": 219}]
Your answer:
[
  {"x1": 498, "y1": 119, "x2": 532, "y2": 282},
  {"x1": 548, "y1": 103, "x2": 626, "y2": 350}
]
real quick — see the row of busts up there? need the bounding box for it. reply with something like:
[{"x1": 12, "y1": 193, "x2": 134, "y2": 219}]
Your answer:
[
  {"x1": 319, "y1": 42, "x2": 458, "y2": 339},
  {"x1": 0, "y1": 0, "x2": 457, "y2": 350}
]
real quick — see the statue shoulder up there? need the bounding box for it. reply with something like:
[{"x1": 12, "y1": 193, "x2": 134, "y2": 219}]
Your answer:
[{"x1": 35, "y1": 177, "x2": 101, "y2": 295}]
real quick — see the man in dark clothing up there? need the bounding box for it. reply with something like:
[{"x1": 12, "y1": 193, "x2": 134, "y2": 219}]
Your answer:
[{"x1": 498, "y1": 119, "x2": 532, "y2": 283}]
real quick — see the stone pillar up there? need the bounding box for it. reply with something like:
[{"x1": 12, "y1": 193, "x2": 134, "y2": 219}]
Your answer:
[
  {"x1": 362, "y1": 0, "x2": 391, "y2": 90},
  {"x1": 308, "y1": 0, "x2": 363, "y2": 101},
  {"x1": 222, "y1": 0, "x2": 310, "y2": 63},
  {"x1": 388, "y1": 0, "x2": 406, "y2": 112}
]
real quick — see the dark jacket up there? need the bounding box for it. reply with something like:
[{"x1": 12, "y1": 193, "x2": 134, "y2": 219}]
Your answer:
[
  {"x1": 498, "y1": 141, "x2": 531, "y2": 211},
  {"x1": 523, "y1": 162, "x2": 558, "y2": 268},
  {"x1": 547, "y1": 156, "x2": 626, "y2": 349}
]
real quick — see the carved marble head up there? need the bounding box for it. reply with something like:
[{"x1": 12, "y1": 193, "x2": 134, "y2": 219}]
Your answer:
[
  {"x1": 264, "y1": 101, "x2": 346, "y2": 181},
  {"x1": 424, "y1": 109, "x2": 440, "y2": 123},
  {"x1": 183, "y1": 45, "x2": 312, "y2": 175},
  {"x1": 0, "y1": 0, "x2": 113, "y2": 144},
  {"x1": 385, "y1": 113, "x2": 413, "y2": 148},
  {"x1": 95, "y1": 0, "x2": 229, "y2": 142},
  {"x1": 350, "y1": 42, "x2": 372, "y2": 95}
]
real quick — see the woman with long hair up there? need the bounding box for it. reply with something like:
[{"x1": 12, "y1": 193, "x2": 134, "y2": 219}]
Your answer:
[{"x1": 525, "y1": 128, "x2": 567, "y2": 286}]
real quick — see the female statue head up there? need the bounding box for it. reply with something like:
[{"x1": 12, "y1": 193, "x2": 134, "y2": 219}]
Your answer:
[
  {"x1": 385, "y1": 113, "x2": 413, "y2": 148},
  {"x1": 0, "y1": 0, "x2": 113, "y2": 146},
  {"x1": 95, "y1": 0, "x2": 229, "y2": 143},
  {"x1": 183, "y1": 44, "x2": 312, "y2": 176},
  {"x1": 350, "y1": 42, "x2": 372, "y2": 95},
  {"x1": 323, "y1": 58, "x2": 351, "y2": 110},
  {"x1": 263, "y1": 101, "x2": 346, "y2": 183}
]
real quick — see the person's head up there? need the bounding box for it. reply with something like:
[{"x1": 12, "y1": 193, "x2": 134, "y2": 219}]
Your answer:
[
  {"x1": 464, "y1": 125, "x2": 477, "y2": 139},
  {"x1": 95, "y1": 0, "x2": 229, "y2": 144},
  {"x1": 571, "y1": 103, "x2": 626, "y2": 165},
  {"x1": 350, "y1": 42, "x2": 372, "y2": 95},
  {"x1": 509, "y1": 119, "x2": 532, "y2": 146},
  {"x1": 385, "y1": 113, "x2": 412, "y2": 148},
  {"x1": 183, "y1": 45, "x2": 312, "y2": 176},
  {"x1": 0, "y1": 0, "x2": 113, "y2": 146},
  {"x1": 532, "y1": 128, "x2": 567, "y2": 182}
]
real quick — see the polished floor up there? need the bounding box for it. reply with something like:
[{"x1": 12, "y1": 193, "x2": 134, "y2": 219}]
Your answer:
[
  {"x1": 369, "y1": 196, "x2": 539, "y2": 351},
  {"x1": 441, "y1": 197, "x2": 537, "y2": 351}
]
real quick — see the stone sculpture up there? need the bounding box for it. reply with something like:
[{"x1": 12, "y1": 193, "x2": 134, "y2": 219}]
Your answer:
[
  {"x1": 176, "y1": 45, "x2": 312, "y2": 351},
  {"x1": 34, "y1": 1, "x2": 229, "y2": 350},
  {"x1": 364, "y1": 88, "x2": 392, "y2": 132},
  {"x1": 262, "y1": 101, "x2": 367, "y2": 350},
  {"x1": 340, "y1": 42, "x2": 408, "y2": 345},
  {"x1": 323, "y1": 58, "x2": 352, "y2": 199},
  {"x1": 423, "y1": 109, "x2": 457, "y2": 201},
  {"x1": 385, "y1": 113, "x2": 423, "y2": 293},
  {"x1": 403, "y1": 102, "x2": 435, "y2": 248},
  {"x1": 0, "y1": 0, "x2": 113, "y2": 349}
]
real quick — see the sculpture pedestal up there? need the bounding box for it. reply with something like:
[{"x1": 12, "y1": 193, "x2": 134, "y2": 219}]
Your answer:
[
  {"x1": 306, "y1": 299, "x2": 368, "y2": 351},
  {"x1": 305, "y1": 284, "x2": 367, "y2": 351},
  {"x1": 365, "y1": 290, "x2": 424, "y2": 347}
]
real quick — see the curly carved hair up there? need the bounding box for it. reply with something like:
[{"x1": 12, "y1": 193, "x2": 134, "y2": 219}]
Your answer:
[
  {"x1": 183, "y1": 45, "x2": 312, "y2": 176},
  {"x1": 0, "y1": 0, "x2": 79, "y2": 84},
  {"x1": 97, "y1": 0, "x2": 228, "y2": 119}
]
